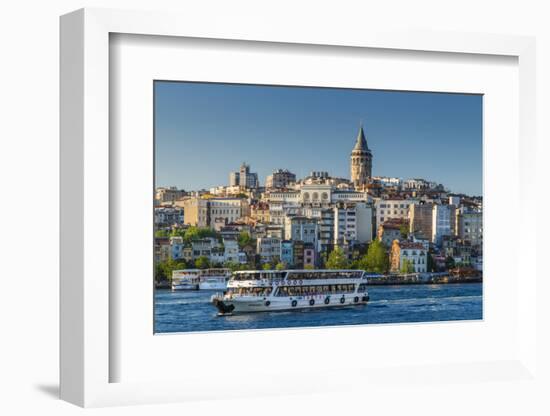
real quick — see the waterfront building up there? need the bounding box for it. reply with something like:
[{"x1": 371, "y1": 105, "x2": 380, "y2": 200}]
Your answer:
[
  {"x1": 442, "y1": 236, "x2": 472, "y2": 265},
  {"x1": 303, "y1": 243, "x2": 316, "y2": 267},
  {"x1": 280, "y1": 240, "x2": 294, "y2": 266},
  {"x1": 154, "y1": 237, "x2": 170, "y2": 263},
  {"x1": 155, "y1": 186, "x2": 187, "y2": 203},
  {"x1": 409, "y1": 202, "x2": 434, "y2": 240},
  {"x1": 333, "y1": 202, "x2": 373, "y2": 246},
  {"x1": 456, "y1": 208, "x2": 483, "y2": 250},
  {"x1": 292, "y1": 240, "x2": 305, "y2": 268},
  {"x1": 223, "y1": 237, "x2": 240, "y2": 263},
  {"x1": 350, "y1": 124, "x2": 373, "y2": 187},
  {"x1": 375, "y1": 198, "x2": 413, "y2": 226},
  {"x1": 154, "y1": 206, "x2": 184, "y2": 228},
  {"x1": 182, "y1": 197, "x2": 209, "y2": 227},
  {"x1": 377, "y1": 221, "x2": 402, "y2": 248},
  {"x1": 432, "y1": 204, "x2": 456, "y2": 246},
  {"x1": 209, "y1": 198, "x2": 248, "y2": 230},
  {"x1": 170, "y1": 236, "x2": 184, "y2": 260},
  {"x1": 182, "y1": 245, "x2": 193, "y2": 262},
  {"x1": 390, "y1": 240, "x2": 428, "y2": 273},
  {"x1": 191, "y1": 238, "x2": 219, "y2": 260},
  {"x1": 250, "y1": 202, "x2": 270, "y2": 224},
  {"x1": 300, "y1": 183, "x2": 333, "y2": 206},
  {"x1": 183, "y1": 196, "x2": 247, "y2": 229},
  {"x1": 229, "y1": 162, "x2": 258, "y2": 188},
  {"x1": 265, "y1": 169, "x2": 296, "y2": 189},
  {"x1": 256, "y1": 237, "x2": 282, "y2": 264},
  {"x1": 210, "y1": 246, "x2": 226, "y2": 265},
  {"x1": 284, "y1": 215, "x2": 319, "y2": 247},
  {"x1": 265, "y1": 225, "x2": 284, "y2": 240}
]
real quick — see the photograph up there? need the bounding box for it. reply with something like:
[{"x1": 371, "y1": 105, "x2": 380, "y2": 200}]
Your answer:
[{"x1": 153, "y1": 81, "x2": 483, "y2": 334}]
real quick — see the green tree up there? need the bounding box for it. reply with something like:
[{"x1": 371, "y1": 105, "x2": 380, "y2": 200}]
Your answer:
[
  {"x1": 325, "y1": 247, "x2": 349, "y2": 269},
  {"x1": 155, "y1": 229, "x2": 169, "y2": 238},
  {"x1": 304, "y1": 264, "x2": 315, "y2": 270},
  {"x1": 445, "y1": 255, "x2": 456, "y2": 270},
  {"x1": 399, "y1": 223, "x2": 409, "y2": 239},
  {"x1": 183, "y1": 226, "x2": 218, "y2": 243},
  {"x1": 237, "y1": 231, "x2": 253, "y2": 248},
  {"x1": 360, "y1": 240, "x2": 389, "y2": 273},
  {"x1": 195, "y1": 256, "x2": 210, "y2": 269},
  {"x1": 400, "y1": 259, "x2": 415, "y2": 274},
  {"x1": 262, "y1": 263, "x2": 272, "y2": 270},
  {"x1": 224, "y1": 261, "x2": 240, "y2": 272},
  {"x1": 427, "y1": 252, "x2": 436, "y2": 272},
  {"x1": 275, "y1": 262, "x2": 286, "y2": 270}
]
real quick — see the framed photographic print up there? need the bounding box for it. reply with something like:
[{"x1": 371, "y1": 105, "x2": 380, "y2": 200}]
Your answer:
[
  {"x1": 153, "y1": 80, "x2": 483, "y2": 334},
  {"x1": 60, "y1": 8, "x2": 538, "y2": 408}
]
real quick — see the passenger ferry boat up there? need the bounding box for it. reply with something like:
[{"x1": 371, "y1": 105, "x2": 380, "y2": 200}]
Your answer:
[
  {"x1": 172, "y1": 268, "x2": 231, "y2": 291},
  {"x1": 211, "y1": 269, "x2": 370, "y2": 315},
  {"x1": 198, "y1": 268, "x2": 231, "y2": 290},
  {"x1": 171, "y1": 269, "x2": 201, "y2": 291}
]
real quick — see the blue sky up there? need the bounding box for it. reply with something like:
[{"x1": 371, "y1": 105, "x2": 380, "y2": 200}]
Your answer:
[{"x1": 155, "y1": 81, "x2": 482, "y2": 196}]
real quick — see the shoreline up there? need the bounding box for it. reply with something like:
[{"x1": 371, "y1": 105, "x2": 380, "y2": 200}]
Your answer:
[{"x1": 155, "y1": 278, "x2": 482, "y2": 289}]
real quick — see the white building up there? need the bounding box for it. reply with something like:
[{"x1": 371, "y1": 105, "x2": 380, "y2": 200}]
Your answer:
[
  {"x1": 223, "y1": 237, "x2": 240, "y2": 263},
  {"x1": 209, "y1": 198, "x2": 248, "y2": 230},
  {"x1": 333, "y1": 202, "x2": 373, "y2": 245},
  {"x1": 284, "y1": 216, "x2": 318, "y2": 247},
  {"x1": 256, "y1": 237, "x2": 281, "y2": 263},
  {"x1": 432, "y1": 204, "x2": 454, "y2": 245},
  {"x1": 456, "y1": 208, "x2": 483, "y2": 248},
  {"x1": 375, "y1": 199, "x2": 414, "y2": 226},
  {"x1": 372, "y1": 176, "x2": 403, "y2": 188},
  {"x1": 391, "y1": 241, "x2": 428, "y2": 273}
]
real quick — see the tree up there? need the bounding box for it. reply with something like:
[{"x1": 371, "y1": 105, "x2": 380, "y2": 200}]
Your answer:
[
  {"x1": 155, "y1": 229, "x2": 169, "y2": 238},
  {"x1": 360, "y1": 240, "x2": 389, "y2": 274},
  {"x1": 195, "y1": 256, "x2": 210, "y2": 269},
  {"x1": 304, "y1": 264, "x2": 315, "y2": 270},
  {"x1": 262, "y1": 262, "x2": 272, "y2": 270},
  {"x1": 427, "y1": 252, "x2": 435, "y2": 272},
  {"x1": 224, "y1": 261, "x2": 240, "y2": 272},
  {"x1": 183, "y1": 226, "x2": 218, "y2": 243},
  {"x1": 445, "y1": 255, "x2": 456, "y2": 270},
  {"x1": 237, "y1": 230, "x2": 253, "y2": 248},
  {"x1": 155, "y1": 258, "x2": 186, "y2": 282},
  {"x1": 275, "y1": 262, "x2": 286, "y2": 270},
  {"x1": 399, "y1": 223, "x2": 409, "y2": 239},
  {"x1": 400, "y1": 259, "x2": 415, "y2": 274},
  {"x1": 325, "y1": 247, "x2": 349, "y2": 269}
]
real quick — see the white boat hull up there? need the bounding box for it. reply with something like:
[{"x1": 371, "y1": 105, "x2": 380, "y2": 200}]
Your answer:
[
  {"x1": 199, "y1": 281, "x2": 228, "y2": 290},
  {"x1": 212, "y1": 293, "x2": 369, "y2": 315},
  {"x1": 171, "y1": 283, "x2": 198, "y2": 291}
]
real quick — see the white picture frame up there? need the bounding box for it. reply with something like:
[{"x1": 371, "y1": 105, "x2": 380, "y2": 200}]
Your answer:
[{"x1": 60, "y1": 7, "x2": 538, "y2": 408}]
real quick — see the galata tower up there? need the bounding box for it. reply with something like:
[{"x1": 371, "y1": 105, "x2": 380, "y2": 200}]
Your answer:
[{"x1": 350, "y1": 124, "x2": 372, "y2": 187}]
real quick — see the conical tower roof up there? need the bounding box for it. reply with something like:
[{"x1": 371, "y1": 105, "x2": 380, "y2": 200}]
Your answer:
[{"x1": 353, "y1": 124, "x2": 369, "y2": 152}]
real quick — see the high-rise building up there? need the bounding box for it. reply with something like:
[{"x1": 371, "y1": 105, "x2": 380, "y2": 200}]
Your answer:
[
  {"x1": 229, "y1": 162, "x2": 258, "y2": 188},
  {"x1": 432, "y1": 204, "x2": 456, "y2": 246},
  {"x1": 409, "y1": 202, "x2": 434, "y2": 240},
  {"x1": 350, "y1": 124, "x2": 373, "y2": 187}
]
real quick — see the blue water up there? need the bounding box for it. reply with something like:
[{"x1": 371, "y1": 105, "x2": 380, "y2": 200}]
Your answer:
[{"x1": 154, "y1": 283, "x2": 482, "y2": 333}]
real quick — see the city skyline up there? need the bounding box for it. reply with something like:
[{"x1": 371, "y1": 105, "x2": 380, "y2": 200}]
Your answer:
[{"x1": 155, "y1": 81, "x2": 483, "y2": 196}]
